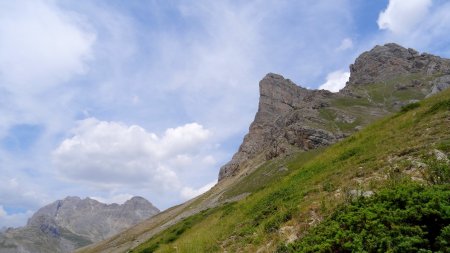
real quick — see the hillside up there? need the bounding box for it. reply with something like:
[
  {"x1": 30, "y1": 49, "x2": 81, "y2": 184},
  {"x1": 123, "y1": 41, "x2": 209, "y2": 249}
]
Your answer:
[
  {"x1": 78, "y1": 43, "x2": 450, "y2": 253},
  {"x1": 129, "y1": 85, "x2": 450, "y2": 252},
  {"x1": 0, "y1": 196, "x2": 159, "y2": 253}
]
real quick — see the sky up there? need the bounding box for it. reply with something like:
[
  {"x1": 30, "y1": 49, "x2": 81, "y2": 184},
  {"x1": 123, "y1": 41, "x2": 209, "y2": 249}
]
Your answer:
[{"x1": 0, "y1": 0, "x2": 450, "y2": 228}]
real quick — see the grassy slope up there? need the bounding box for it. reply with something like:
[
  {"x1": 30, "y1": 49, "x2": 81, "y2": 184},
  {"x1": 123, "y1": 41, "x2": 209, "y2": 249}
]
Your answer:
[{"x1": 132, "y1": 88, "x2": 450, "y2": 253}]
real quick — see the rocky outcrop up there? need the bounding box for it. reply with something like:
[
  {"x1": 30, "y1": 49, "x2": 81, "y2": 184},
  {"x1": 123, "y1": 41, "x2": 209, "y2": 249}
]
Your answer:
[
  {"x1": 0, "y1": 196, "x2": 159, "y2": 253},
  {"x1": 219, "y1": 43, "x2": 450, "y2": 181},
  {"x1": 219, "y1": 74, "x2": 340, "y2": 179},
  {"x1": 347, "y1": 43, "x2": 450, "y2": 86},
  {"x1": 428, "y1": 74, "x2": 450, "y2": 97}
]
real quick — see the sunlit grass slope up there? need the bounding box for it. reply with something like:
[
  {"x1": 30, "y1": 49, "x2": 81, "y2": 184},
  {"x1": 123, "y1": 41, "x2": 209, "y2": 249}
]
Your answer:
[{"x1": 132, "y1": 88, "x2": 450, "y2": 253}]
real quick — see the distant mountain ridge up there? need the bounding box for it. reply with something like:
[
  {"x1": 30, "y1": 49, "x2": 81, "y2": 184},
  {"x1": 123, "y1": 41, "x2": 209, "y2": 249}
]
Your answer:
[{"x1": 0, "y1": 196, "x2": 159, "y2": 253}]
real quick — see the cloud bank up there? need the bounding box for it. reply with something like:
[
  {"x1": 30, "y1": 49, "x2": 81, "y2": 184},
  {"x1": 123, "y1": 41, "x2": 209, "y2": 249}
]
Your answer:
[{"x1": 53, "y1": 119, "x2": 212, "y2": 193}]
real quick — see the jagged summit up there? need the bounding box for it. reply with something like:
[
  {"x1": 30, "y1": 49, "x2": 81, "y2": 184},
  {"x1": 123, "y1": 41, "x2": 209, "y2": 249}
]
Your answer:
[
  {"x1": 1, "y1": 196, "x2": 159, "y2": 253},
  {"x1": 28, "y1": 195, "x2": 157, "y2": 226},
  {"x1": 219, "y1": 43, "x2": 450, "y2": 181},
  {"x1": 124, "y1": 196, "x2": 149, "y2": 204},
  {"x1": 219, "y1": 73, "x2": 337, "y2": 180},
  {"x1": 347, "y1": 43, "x2": 450, "y2": 86}
]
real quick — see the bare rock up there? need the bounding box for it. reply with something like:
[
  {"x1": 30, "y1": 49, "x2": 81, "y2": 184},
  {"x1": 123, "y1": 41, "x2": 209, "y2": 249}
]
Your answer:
[
  {"x1": 346, "y1": 43, "x2": 450, "y2": 87},
  {"x1": 218, "y1": 43, "x2": 450, "y2": 181},
  {"x1": 0, "y1": 196, "x2": 159, "y2": 253},
  {"x1": 219, "y1": 74, "x2": 339, "y2": 180},
  {"x1": 427, "y1": 75, "x2": 450, "y2": 97},
  {"x1": 434, "y1": 149, "x2": 449, "y2": 162}
]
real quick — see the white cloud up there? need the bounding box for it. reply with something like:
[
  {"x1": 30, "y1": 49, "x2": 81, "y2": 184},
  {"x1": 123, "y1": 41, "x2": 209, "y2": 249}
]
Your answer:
[
  {"x1": 0, "y1": 0, "x2": 95, "y2": 92},
  {"x1": 0, "y1": 206, "x2": 33, "y2": 228},
  {"x1": 337, "y1": 38, "x2": 353, "y2": 51},
  {"x1": 181, "y1": 181, "x2": 217, "y2": 200},
  {"x1": 160, "y1": 124, "x2": 212, "y2": 158},
  {"x1": 377, "y1": 0, "x2": 432, "y2": 34},
  {"x1": 52, "y1": 118, "x2": 212, "y2": 191},
  {"x1": 91, "y1": 193, "x2": 134, "y2": 205},
  {"x1": 319, "y1": 70, "x2": 350, "y2": 92}
]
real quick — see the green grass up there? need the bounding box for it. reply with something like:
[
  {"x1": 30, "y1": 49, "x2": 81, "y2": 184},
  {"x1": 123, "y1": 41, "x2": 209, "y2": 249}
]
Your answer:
[
  {"x1": 133, "y1": 88, "x2": 450, "y2": 252},
  {"x1": 437, "y1": 140, "x2": 450, "y2": 153},
  {"x1": 331, "y1": 97, "x2": 372, "y2": 108},
  {"x1": 346, "y1": 73, "x2": 442, "y2": 110},
  {"x1": 222, "y1": 148, "x2": 324, "y2": 200}
]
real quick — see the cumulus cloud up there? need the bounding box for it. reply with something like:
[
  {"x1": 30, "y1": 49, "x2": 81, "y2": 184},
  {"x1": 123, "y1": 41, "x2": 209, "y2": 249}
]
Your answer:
[
  {"x1": 377, "y1": 0, "x2": 432, "y2": 34},
  {"x1": 52, "y1": 118, "x2": 212, "y2": 192},
  {"x1": 0, "y1": 0, "x2": 95, "y2": 92},
  {"x1": 180, "y1": 180, "x2": 217, "y2": 200},
  {"x1": 319, "y1": 70, "x2": 350, "y2": 92}
]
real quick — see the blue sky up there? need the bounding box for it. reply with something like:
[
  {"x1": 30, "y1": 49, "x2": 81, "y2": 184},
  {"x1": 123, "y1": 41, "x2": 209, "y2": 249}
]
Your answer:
[{"x1": 0, "y1": 0, "x2": 449, "y2": 228}]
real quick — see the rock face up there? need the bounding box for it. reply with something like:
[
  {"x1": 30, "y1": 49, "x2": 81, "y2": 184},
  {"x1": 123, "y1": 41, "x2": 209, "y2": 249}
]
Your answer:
[
  {"x1": 347, "y1": 43, "x2": 450, "y2": 86},
  {"x1": 0, "y1": 196, "x2": 159, "y2": 253},
  {"x1": 219, "y1": 43, "x2": 450, "y2": 181},
  {"x1": 219, "y1": 74, "x2": 340, "y2": 179}
]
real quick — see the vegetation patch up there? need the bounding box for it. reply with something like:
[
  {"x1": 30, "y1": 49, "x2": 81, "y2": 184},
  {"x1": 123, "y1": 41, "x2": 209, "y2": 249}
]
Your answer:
[
  {"x1": 425, "y1": 98, "x2": 450, "y2": 115},
  {"x1": 400, "y1": 101, "x2": 420, "y2": 113},
  {"x1": 131, "y1": 209, "x2": 215, "y2": 253},
  {"x1": 334, "y1": 147, "x2": 361, "y2": 162},
  {"x1": 437, "y1": 140, "x2": 450, "y2": 153},
  {"x1": 222, "y1": 148, "x2": 323, "y2": 200},
  {"x1": 278, "y1": 183, "x2": 450, "y2": 253}
]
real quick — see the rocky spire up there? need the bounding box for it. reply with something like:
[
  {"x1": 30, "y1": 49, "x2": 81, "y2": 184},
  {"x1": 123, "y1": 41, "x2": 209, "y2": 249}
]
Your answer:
[{"x1": 219, "y1": 73, "x2": 334, "y2": 180}]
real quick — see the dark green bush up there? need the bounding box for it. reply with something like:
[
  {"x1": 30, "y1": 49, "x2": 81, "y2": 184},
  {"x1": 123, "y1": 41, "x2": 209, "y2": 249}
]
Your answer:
[
  {"x1": 400, "y1": 102, "x2": 421, "y2": 113},
  {"x1": 424, "y1": 99, "x2": 450, "y2": 115},
  {"x1": 264, "y1": 210, "x2": 293, "y2": 233},
  {"x1": 335, "y1": 147, "x2": 360, "y2": 162},
  {"x1": 279, "y1": 183, "x2": 450, "y2": 253}
]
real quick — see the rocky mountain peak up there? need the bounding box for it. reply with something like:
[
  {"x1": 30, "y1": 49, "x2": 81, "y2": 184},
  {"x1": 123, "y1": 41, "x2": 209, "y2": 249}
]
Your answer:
[
  {"x1": 347, "y1": 43, "x2": 450, "y2": 86},
  {"x1": 219, "y1": 43, "x2": 450, "y2": 182},
  {"x1": 257, "y1": 73, "x2": 308, "y2": 125},
  {"x1": 124, "y1": 196, "x2": 148, "y2": 203},
  {"x1": 63, "y1": 196, "x2": 82, "y2": 202},
  {"x1": 123, "y1": 196, "x2": 157, "y2": 210},
  {"x1": 219, "y1": 73, "x2": 335, "y2": 180},
  {"x1": 2, "y1": 196, "x2": 160, "y2": 253}
]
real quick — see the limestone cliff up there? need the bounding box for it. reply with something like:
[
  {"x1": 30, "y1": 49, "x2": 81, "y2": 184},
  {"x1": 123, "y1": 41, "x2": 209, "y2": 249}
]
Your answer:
[{"x1": 219, "y1": 43, "x2": 450, "y2": 181}]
